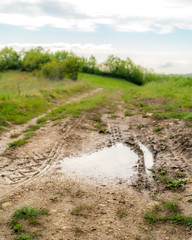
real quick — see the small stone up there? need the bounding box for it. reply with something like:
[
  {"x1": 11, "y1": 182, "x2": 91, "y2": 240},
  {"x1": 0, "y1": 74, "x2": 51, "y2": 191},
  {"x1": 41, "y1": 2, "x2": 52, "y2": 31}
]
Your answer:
[
  {"x1": 29, "y1": 227, "x2": 40, "y2": 233},
  {"x1": 2, "y1": 202, "x2": 12, "y2": 209},
  {"x1": 146, "y1": 113, "x2": 153, "y2": 117}
]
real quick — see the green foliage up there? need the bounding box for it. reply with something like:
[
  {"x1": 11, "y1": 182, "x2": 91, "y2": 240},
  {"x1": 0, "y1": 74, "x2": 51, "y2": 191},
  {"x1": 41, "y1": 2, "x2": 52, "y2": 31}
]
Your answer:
[
  {"x1": 41, "y1": 55, "x2": 82, "y2": 80},
  {"x1": 154, "y1": 126, "x2": 163, "y2": 132},
  {"x1": 125, "y1": 111, "x2": 133, "y2": 116},
  {"x1": 10, "y1": 133, "x2": 20, "y2": 138},
  {"x1": 8, "y1": 138, "x2": 27, "y2": 147},
  {"x1": 53, "y1": 50, "x2": 68, "y2": 61},
  {"x1": 12, "y1": 206, "x2": 48, "y2": 221},
  {"x1": 144, "y1": 199, "x2": 192, "y2": 228},
  {"x1": 11, "y1": 224, "x2": 23, "y2": 233},
  {"x1": 10, "y1": 206, "x2": 48, "y2": 240},
  {"x1": 12, "y1": 234, "x2": 32, "y2": 240},
  {"x1": 41, "y1": 60, "x2": 63, "y2": 80},
  {"x1": 22, "y1": 47, "x2": 50, "y2": 72},
  {"x1": 166, "y1": 179, "x2": 187, "y2": 189},
  {"x1": 98, "y1": 128, "x2": 107, "y2": 134},
  {"x1": 82, "y1": 55, "x2": 97, "y2": 74},
  {"x1": 0, "y1": 47, "x2": 20, "y2": 70},
  {"x1": 116, "y1": 208, "x2": 128, "y2": 219},
  {"x1": 70, "y1": 203, "x2": 93, "y2": 216},
  {"x1": 61, "y1": 55, "x2": 83, "y2": 80}
]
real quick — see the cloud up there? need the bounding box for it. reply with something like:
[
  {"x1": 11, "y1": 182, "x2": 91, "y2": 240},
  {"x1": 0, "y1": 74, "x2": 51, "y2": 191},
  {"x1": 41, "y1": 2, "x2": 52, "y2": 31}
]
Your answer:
[
  {"x1": 0, "y1": 0, "x2": 192, "y2": 33},
  {"x1": 160, "y1": 62, "x2": 175, "y2": 68}
]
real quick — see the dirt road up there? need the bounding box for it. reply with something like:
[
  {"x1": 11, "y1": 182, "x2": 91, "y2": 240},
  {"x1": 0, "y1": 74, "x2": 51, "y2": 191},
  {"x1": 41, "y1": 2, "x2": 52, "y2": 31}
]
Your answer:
[{"x1": 0, "y1": 92, "x2": 192, "y2": 240}]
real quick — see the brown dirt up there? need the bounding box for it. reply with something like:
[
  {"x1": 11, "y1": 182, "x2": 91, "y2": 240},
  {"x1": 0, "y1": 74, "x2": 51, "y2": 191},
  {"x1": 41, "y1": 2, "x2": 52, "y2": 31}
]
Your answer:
[{"x1": 0, "y1": 96, "x2": 192, "y2": 240}]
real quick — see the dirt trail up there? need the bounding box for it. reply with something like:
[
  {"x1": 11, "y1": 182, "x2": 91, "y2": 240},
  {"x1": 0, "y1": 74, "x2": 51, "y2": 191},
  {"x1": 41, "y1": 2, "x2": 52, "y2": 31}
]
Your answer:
[
  {"x1": 0, "y1": 88, "x2": 102, "y2": 155},
  {"x1": 0, "y1": 103, "x2": 192, "y2": 240}
]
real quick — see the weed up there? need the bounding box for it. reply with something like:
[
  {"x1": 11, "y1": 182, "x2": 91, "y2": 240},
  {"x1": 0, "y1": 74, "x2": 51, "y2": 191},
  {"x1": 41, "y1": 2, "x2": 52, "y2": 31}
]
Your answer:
[
  {"x1": 154, "y1": 126, "x2": 163, "y2": 132},
  {"x1": 175, "y1": 172, "x2": 186, "y2": 179},
  {"x1": 8, "y1": 138, "x2": 27, "y2": 148},
  {"x1": 136, "y1": 102, "x2": 146, "y2": 107},
  {"x1": 163, "y1": 199, "x2": 181, "y2": 214},
  {"x1": 91, "y1": 115, "x2": 102, "y2": 123},
  {"x1": 11, "y1": 234, "x2": 32, "y2": 240},
  {"x1": 73, "y1": 226, "x2": 84, "y2": 234},
  {"x1": 171, "y1": 214, "x2": 192, "y2": 227},
  {"x1": 110, "y1": 114, "x2": 119, "y2": 119},
  {"x1": 74, "y1": 190, "x2": 85, "y2": 198},
  {"x1": 116, "y1": 208, "x2": 128, "y2": 219},
  {"x1": 125, "y1": 111, "x2": 133, "y2": 116},
  {"x1": 12, "y1": 206, "x2": 48, "y2": 223},
  {"x1": 159, "y1": 170, "x2": 166, "y2": 175},
  {"x1": 24, "y1": 124, "x2": 42, "y2": 132},
  {"x1": 166, "y1": 179, "x2": 187, "y2": 190},
  {"x1": 10, "y1": 133, "x2": 20, "y2": 138},
  {"x1": 147, "y1": 169, "x2": 156, "y2": 173},
  {"x1": 99, "y1": 128, "x2": 107, "y2": 134},
  {"x1": 25, "y1": 131, "x2": 35, "y2": 139},
  {"x1": 160, "y1": 145, "x2": 168, "y2": 151},
  {"x1": 188, "y1": 199, "x2": 192, "y2": 203},
  {"x1": 70, "y1": 203, "x2": 93, "y2": 216},
  {"x1": 144, "y1": 199, "x2": 192, "y2": 228},
  {"x1": 36, "y1": 117, "x2": 47, "y2": 124},
  {"x1": 150, "y1": 190, "x2": 159, "y2": 200},
  {"x1": 49, "y1": 197, "x2": 58, "y2": 202},
  {"x1": 137, "y1": 124, "x2": 145, "y2": 129},
  {"x1": 11, "y1": 224, "x2": 23, "y2": 233}
]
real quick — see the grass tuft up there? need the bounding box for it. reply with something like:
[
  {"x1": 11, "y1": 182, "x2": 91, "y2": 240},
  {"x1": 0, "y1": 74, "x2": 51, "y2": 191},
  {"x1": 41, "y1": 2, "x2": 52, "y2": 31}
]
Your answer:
[{"x1": 70, "y1": 203, "x2": 93, "y2": 216}]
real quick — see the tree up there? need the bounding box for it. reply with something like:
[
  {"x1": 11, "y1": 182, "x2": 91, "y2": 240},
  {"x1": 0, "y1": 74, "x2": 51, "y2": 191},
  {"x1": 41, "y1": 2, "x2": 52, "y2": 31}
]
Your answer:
[
  {"x1": 41, "y1": 60, "x2": 63, "y2": 80},
  {"x1": 61, "y1": 56, "x2": 83, "y2": 80},
  {"x1": 0, "y1": 47, "x2": 20, "y2": 71},
  {"x1": 21, "y1": 47, "x2": 51, "y2": 72}
]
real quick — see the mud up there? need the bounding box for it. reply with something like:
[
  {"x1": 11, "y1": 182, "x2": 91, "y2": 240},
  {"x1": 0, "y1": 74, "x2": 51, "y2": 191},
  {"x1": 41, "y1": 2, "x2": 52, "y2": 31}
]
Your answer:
[{"x1": 0, "y1": 94, "x2": 192, "y2": 240}]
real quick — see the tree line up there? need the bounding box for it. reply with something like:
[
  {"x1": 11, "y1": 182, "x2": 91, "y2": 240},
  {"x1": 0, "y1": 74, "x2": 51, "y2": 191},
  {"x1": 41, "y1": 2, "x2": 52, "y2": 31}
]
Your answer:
[{"x1": 0, "y1": 46, "x2": 158, "y2": 84}]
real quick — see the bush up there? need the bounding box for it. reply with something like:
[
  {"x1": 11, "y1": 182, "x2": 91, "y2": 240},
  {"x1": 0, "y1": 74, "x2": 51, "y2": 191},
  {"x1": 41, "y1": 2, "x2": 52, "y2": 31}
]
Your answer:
[
  {"x1": 0, "y1": 47, "x2": 20, "y2": 71},
  {"x1": 41, "y1": 60, "x2": 63, "y2": 80},
  {"x1": 61, "y1": 55, "x2": 83, "y2": 80},
  {"x1": 21, "y1": 47, "x2": 51, "y2": 72}
]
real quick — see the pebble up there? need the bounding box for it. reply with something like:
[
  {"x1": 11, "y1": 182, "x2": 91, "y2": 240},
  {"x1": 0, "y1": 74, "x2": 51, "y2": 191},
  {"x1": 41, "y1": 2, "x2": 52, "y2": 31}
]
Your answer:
[{"x1": 2, "y1": 202, "x2": 12, "y2": 209}]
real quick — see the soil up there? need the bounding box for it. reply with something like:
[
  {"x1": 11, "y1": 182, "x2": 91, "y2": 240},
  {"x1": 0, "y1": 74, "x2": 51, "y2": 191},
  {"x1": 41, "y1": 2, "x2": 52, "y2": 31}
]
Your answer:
[{"x1": 0, "y1": 92, "x2": 192, "y2": 240}]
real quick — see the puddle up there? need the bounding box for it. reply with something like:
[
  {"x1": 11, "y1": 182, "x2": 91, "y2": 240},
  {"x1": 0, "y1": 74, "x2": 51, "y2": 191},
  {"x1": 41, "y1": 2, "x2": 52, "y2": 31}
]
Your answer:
[
  {"x1": 139, "y1": 143, "x2": 154, "y2": 173},
  {"x1": 60, "y1": 143, "x2": 138, "y2": 179},
  {"x1": 60, "y1": 142, "x2": 154, "y2": 179}
]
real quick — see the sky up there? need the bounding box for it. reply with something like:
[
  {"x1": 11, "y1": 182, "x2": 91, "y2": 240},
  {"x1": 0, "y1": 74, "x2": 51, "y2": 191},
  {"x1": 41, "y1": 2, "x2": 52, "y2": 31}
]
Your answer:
[{"x1": 0, "y1": 0, "x2": 192, "y2": 74}]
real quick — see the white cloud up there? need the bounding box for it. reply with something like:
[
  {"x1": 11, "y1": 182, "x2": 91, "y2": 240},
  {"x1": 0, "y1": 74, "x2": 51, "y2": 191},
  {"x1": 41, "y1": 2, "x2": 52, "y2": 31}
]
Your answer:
[{"x1": 0, "y1": 0, "x2": 192, "y2": 33}]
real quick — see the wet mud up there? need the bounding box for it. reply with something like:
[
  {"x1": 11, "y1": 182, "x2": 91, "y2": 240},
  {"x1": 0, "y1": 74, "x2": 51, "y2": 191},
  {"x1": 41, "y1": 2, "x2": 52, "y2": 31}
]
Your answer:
[{"x1": 0, "y1": 102, "x2": 192, "y2": 240}]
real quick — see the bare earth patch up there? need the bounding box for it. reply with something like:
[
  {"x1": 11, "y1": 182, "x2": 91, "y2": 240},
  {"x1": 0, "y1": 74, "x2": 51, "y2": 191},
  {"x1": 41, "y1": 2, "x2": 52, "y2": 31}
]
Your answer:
[{"x1": 0, "y1": 102, "x2": 192, "y2": 240}]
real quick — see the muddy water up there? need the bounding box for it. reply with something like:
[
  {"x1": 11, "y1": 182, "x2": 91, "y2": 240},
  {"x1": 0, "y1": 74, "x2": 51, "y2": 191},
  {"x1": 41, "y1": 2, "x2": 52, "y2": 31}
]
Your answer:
[
  {"x1": 139, "y1": 143, "x2": 154, "y2": 174},
  {"x1": 61, "y1": 143, "x2": 138, "y2": 179}
]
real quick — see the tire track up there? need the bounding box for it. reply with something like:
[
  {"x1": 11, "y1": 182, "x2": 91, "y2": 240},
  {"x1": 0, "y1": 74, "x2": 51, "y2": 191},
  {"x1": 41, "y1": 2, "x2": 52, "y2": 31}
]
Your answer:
[{"x1": 0, "y1": 88, "x2": 102, "y2": 199}]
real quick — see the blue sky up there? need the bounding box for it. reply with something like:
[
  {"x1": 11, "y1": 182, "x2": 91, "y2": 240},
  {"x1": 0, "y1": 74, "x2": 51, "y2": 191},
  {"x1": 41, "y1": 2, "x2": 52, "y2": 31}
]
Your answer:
[{"x1": 0, "y1": 0, "x2": 192, "y2": 73}]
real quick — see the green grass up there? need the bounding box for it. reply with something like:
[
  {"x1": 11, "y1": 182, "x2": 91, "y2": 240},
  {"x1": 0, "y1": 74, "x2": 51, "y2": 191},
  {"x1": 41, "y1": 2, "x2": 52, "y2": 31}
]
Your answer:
[
  {"x1": 0, "y1": 71, "x2": 94, "y2": 133},
  {"x1": 144, "y1": 199, "x2": 192, "y2": 227},
  {"x1": 9, "y1": 138, "x2": 27, "y2": 148},
  {"x1": 70, "y1": 203, "x2": 93, "y2": 216},
  {"x1": 10, "y1": 206, "x2": 48, "y2": 240},
  {"x1": 123, "y1": 75, "x2": 192, "y2": 124},
  {"x1": 1, "y1": 71, "x2": 192, "y2": 137},
  {"x1": 10, "y1": 132, "x2": 20, "y2": 138},
  {"x1": 12, "y1": 234, "x2": 33, "y2": 240},
  {"x1": 116, "y1": 208, "x2": 128, "y2": 219},
  {"x1": 12, "y1": 206, "x2": 48, "y2": 222}
]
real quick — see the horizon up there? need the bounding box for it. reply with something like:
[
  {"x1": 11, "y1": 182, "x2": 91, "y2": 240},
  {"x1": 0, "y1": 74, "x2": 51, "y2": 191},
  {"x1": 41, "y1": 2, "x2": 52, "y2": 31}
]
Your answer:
[{"x1": 1, "y1": 0, "x2": 192, "y2": 74}]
